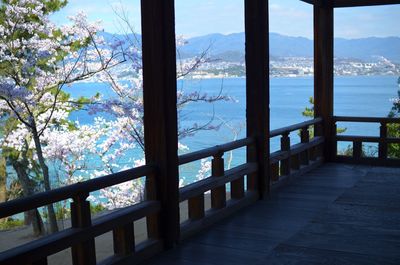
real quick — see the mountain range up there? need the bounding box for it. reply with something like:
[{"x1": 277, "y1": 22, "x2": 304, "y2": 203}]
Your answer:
[{"x1": 100, "y1": 32, "x2": 400, "y2": 63}]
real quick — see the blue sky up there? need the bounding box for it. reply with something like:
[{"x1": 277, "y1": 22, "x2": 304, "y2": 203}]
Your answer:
[{"x1": 51, "y1": 0, "x2": 400, "y2": 39}]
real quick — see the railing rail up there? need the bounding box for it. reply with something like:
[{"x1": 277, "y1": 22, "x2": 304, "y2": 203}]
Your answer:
[
  {"x1": 177, "y1": 137, "x2": 258, "y2": 239},
  {"x1": 0, "y1": 119, "x2": 326, "y2": 264},
  {"x1": 0, "y1": 165, "x2": 156, "y2": 219},
  {"x1": 0, "y1": 165, "x2": 160, "y2": 265},
  {"x1": 178, "y1": 137, "x2": 254, "y2": 165},
  {"x1": 334, "y1": 116, "x2": 400, "y2": 166},
  {"x1": 269, "y1": 118, "x2": 325, "y2": 185},
  {"x1": 270, "y1": 117, "x2": 323, "y2": 137}
]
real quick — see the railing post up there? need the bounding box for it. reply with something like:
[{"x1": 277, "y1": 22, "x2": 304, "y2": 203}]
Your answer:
[
  {"x1": 281, "y1": 133, "x2": 291, "y2": 176},
  {"x1": 211, "y1": 154, "x2": 226, "y2": 209},
  {"x1": 141, "y1": 0, "x2": 179, "y2": 248},
  {"x1": 113, "y1": 224, "x2": 135, "y2": 256},
  {"x1": 270, "y1": 162, "x2": 280, "y2": 182},
  {"x1": 188, "y1": 194, "x2": 205, "y2": 221},
  {"x1": 245, "y1": 0, "x2": 270, "y2": 198},
  {"x1": 379, "y1": 122, "x2": 388, "y2": 160},
  {"x1": 353, "y1": 141, "x2": 362, "y2": 160},
  {"x1": 300, "y1": 126, "x2": 310, "y2": 165},
  {"x1": 70, "y1": 194, "x2": 96, "y2": 265}
]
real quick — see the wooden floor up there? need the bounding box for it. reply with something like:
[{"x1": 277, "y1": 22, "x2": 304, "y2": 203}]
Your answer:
[{"x1": 144, "y1": 163, "x2": 400, "y2": 265}]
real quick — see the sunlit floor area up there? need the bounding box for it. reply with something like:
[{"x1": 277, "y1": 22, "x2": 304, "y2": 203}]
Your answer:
[{"x1": 144, "y1": 163, "x2": 400, "y2": 265}]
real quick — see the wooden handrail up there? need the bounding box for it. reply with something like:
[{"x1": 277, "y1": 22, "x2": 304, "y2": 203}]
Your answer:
[
  {"x1": 179, "y1": 163, "x2": 258, "y2": 202},
  {"x1": 336, "y1": 135, "x2": 400, "y2": 143},
  {"x1": 333, "y1": 116, "x2": 400, "y2": 166},
  {"x1": 270, "y1": 117, "x2": 323, "y2": 138},
  {"x1": 178, "y1": 137, "x2": 255, "y2": 165},
  {"x1": 270, "y1": 136, "x2": 324, "y2": 164},
  {"x1": 0, "y1": 201, "x2": 160, "y2": 265},
  {"x1": 0, "y1": 165, "x2": 156, "y2": 219},
  {"x1": 0, "y1": 118, "x2": 327, "y2": 265},
  {"x1": 334, "y1": 116, "x2": 400, "y2": 123}
]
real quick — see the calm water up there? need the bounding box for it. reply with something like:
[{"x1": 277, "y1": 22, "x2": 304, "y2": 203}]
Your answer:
[{"x1": 66, "y1": 75, "x2": 399, "y2": 183}]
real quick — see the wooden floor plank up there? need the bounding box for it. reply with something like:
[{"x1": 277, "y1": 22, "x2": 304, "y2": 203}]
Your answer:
[
  {"x1": 263, "y1": 244, "x2": 400, "y2": 265},
  {"x1": 144, "y1": 163, "x2": 400, "y2": 265}
]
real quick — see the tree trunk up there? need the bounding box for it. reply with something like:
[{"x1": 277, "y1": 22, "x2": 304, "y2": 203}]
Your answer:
[
  {"x1": 0, "y1": 156, "x2": 7, "y2": 223},
  {"x1": 12, "y1": 159, "x2": 45, "y2": 236},
  {"x1": 32, "y1": 129, "x2": 59, "y2": 233}
]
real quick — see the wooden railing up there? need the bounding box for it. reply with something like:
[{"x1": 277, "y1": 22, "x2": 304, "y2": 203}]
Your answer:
[
  {"x1": 0, "y1": 119, "x2": 325, "y2": 264},
  {"x1": 334, "y1": 116, "x2": 400, "y2": 166},
  {"x1": 0, "y1": 165, "x2": 162, "y2": 265},
  {"x1": 269, "y1": 118, "x2": 325, "y2": 186},
  {"x1": 178, "y1": 137, "x2": 258, "y2": 239}
]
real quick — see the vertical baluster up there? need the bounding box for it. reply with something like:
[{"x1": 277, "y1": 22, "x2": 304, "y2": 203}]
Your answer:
[
  {"x1": 300, "y1": 126, "x2": 310, "y2": 165},
  {"x1": 280, "y1": 132, "x2": 291, "y2": 176},
  {"x1": 70, "y1": 193, "x2": 96, "y2": 265},
  {"x1": 211, "y1": 154, "x2": 226, "y2": 209},
  {"x1": 291, "y1": 154, "x2": 300, "y2": 171},
  {"x1": 231, "y1": 176, "x2": 245, "y2": 200},
  {"x1": 270, "y1": 162, "x2": 279, "y2": 182},
  {"x1": 379, "y1": 122, "x2": 388, "y2": 160},
  {"x1": 353, "y1": 141, "x2": 362, "y2": 160},
  {"x1": 113, "y1": 224, "x2": 135, "y2": 256},
  {"x1": 188, "y1": 194, "x2": 205, "y2": 221}
]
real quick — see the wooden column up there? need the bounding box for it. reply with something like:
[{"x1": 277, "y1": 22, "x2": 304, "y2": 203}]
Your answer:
[
  {"x1": 314, "y1": 0, "x2": 334, "y2": 161},
  {"x1": 245, "y1": 0, "x2": 270, "y2": 198},
  {"x1": 141, "y1": 0, "x2": 179, "y2": 248}
]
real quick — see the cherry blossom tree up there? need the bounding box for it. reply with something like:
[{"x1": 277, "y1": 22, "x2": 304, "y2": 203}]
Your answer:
[{"x1": 0, "y1": 0, "x2": 124, "y2": 233}]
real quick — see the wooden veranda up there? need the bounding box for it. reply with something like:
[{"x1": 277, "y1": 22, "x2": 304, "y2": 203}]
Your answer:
[{"x1": 0, "y1": 0, "x2": 400, "y2": 264}]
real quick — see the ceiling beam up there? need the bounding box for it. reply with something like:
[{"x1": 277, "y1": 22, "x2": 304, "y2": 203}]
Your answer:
[
  {"x1": 300, "y1": 0, "x2": 400, "y2": 7},
  {"x1": 299, "y1": 0, "x2": 314, "y2": 5},
  {"x1": 334, "y1": 0, "x2": 400, "y2": 7}
]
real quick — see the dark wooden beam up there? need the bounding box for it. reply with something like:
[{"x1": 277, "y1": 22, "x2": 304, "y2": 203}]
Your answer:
[
  {"x1": 300, "y1": 0, "x2": 315, "y2": 5},
  {"x1": 314, "y1": 1, "x2": 335, "y2": 161},
  {"x1": 301, "y1": 0, "x2": 400, "y2": 7},
  {"x1": 334, "y1": 0, "x2": 400, "y2": 8},
  {"x1": 245, "y1": 0, "x2": 270, "y2": 198},
  {"x1": 141, "y1": 0, "x2": 179, "y2": 248}
]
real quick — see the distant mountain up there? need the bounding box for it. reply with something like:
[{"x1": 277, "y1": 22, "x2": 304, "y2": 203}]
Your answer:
[{"x1": 99, "y1": 31, "x2": 400, "y2": 63}]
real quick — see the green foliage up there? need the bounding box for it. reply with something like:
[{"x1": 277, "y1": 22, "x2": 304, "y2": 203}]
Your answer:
[
  {"x1": 387, "y1": 122, "x2": 400, "y2": 159},
  {"x1": 0, "y1": 218, "x2": 24, "y2": 230},
  {"x1": 302, "y1": 96, "x2": 347, "y2": 137},
  {"x1": 55, "y1": 204, "x2": 71, "y2": 220},
  {"x1": 90, "y1": 203, "x2": 106, "y2": 215},
  {"x1": 302, "y1": 97, "x2": 314, "y2": 118}
]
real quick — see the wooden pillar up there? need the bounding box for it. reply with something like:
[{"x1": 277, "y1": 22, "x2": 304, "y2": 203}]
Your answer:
[
  {"x1": 245, "y1": 0, "x2": 270, "y2": 198},
  {"x1": 141, "y1": 0, "x2": 179, "y2": 248},
  {"x1": 314, "y1": 0, "x2": 334, "y2": 161}
]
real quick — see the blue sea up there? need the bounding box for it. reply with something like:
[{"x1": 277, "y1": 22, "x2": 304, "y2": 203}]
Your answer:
[{"x1": 65, "y1": 75, "x2": 399, "y2": 184}]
